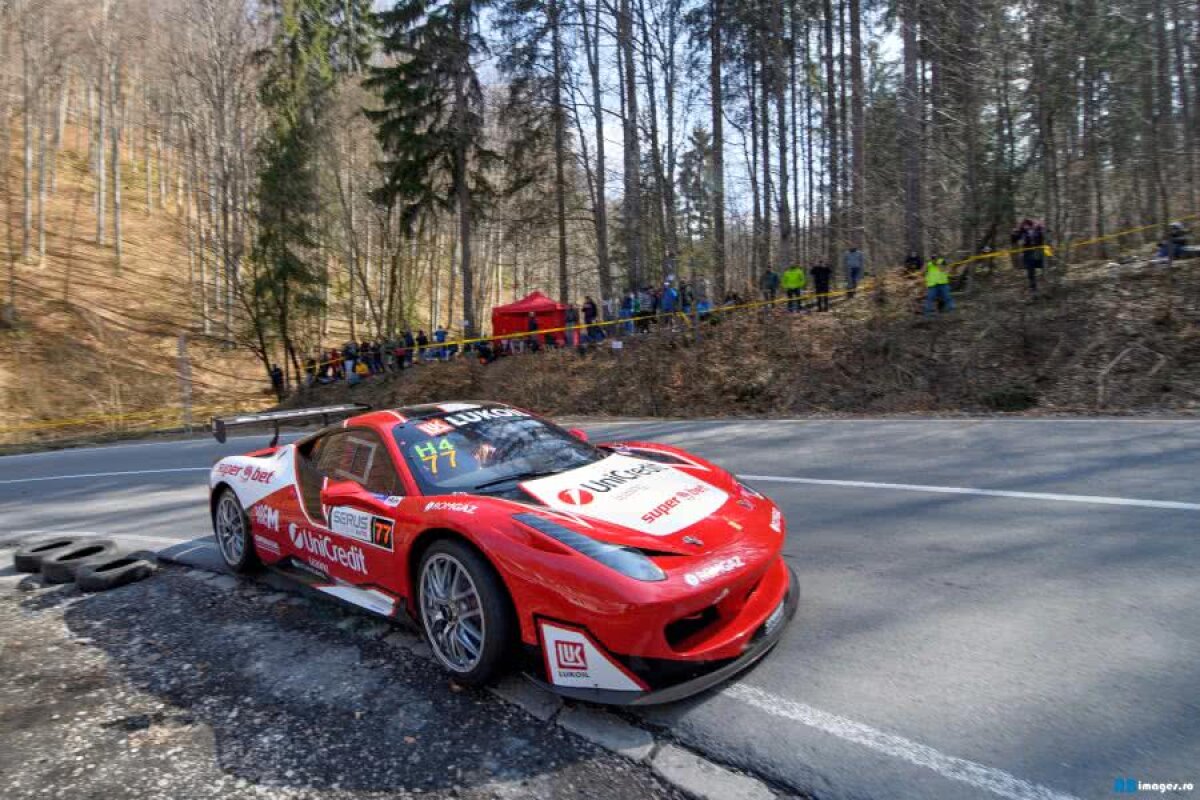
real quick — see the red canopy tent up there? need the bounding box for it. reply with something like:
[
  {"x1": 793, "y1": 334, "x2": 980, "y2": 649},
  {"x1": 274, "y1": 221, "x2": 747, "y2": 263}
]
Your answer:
[{"x1": 491, "y1": 291, "x2": 568, "y2": 348}]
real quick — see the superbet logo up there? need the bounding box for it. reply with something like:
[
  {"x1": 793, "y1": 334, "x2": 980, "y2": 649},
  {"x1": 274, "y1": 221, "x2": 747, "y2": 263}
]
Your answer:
[
  {"x1": 557, "y1": 488, "x2": 594, "y2": 506},
  {"x1": 555, "y1": 641, "x2": 588, "y2": 670}
]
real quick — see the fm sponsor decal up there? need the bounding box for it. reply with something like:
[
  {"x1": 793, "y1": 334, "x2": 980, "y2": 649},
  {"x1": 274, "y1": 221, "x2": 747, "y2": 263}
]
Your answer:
[
  {"x1": 424, "y1": 501, "x2": 478, "y2": 514},
  {"x1": 416, "y1": 418, "x2": 455, "y2": 437},
  {"x1": 329, "y1": 506, "x2": 395, "y2": 551},
  {"x1": 443, "y1": 407, "x2": 530, "y2": 427},
  {"x1": 383, "y1": 495, "x2": 404, "y2": 507},
  {"x1": 253, "y1": 534, "x2": 281, "y2": 556},
  {"x1": 287, "y1": 523, "x2": 367, "y2": 573},
  {"x1": 253, "y1": 504, "x2": 280, "y2": 532},
  {"x1": 540, "y1": 622, "x2": 645, "y2": 692},
  {"x1": 770, "y1": 507, "x2": 783, "y2": 533},
  {"x1": 556, "y1": 488, "x2": 594, "y2": 506},
  {"x1": 683, "y1": 555, "x2": 745, "y2": 587}
]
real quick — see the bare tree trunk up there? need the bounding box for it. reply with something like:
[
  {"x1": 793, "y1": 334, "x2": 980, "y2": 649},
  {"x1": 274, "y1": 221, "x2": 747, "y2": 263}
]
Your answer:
[
  {"x1": 759, "y1": 52, "x2": 771, "y2": 280},
  {"x1": 20, "y1": 19, "x2": 35, "y2": 263},
  {"x1": 0, "y1": 2, "x2": 14, "y2": 310},
  {"x1": 822, "y1": 0, "x2": 840, "y2": 266},
  {"x1": 804, "y1": 19, "x2": 815, "y2": 264},
  {"x1": 901, "y1": 0, "x2": 922, "y2": 260},
  {"x1": 618, "y1": 0, "x2": 643, "y2": 288},
  {"x1": 1170, "y1": 0, "x2": 1195, "y2": 212},
  {"x1": 551, "y1": 0, "x2": 569, "y2": 302},
  {"x1": 49, "y1": 76, "x2": 67, "y2": 193},
  {"x1": 36, "y1": 81, "x2": 47, "y2": 262},
  {"x1": 849, "y1": 0, "x2": 865, "y2": 251},
  {"x1": 577, "y1": 0, "x2": 613, "y2": 302},
  {"x1": 454, "y1": 9, "x2": 476, "y2": 337},
  {"x1": 109, "y1": 54, "x2": 122, "y2": 271},
  {"x1": 95, "y1": 67, "x2": 106, "y2": 246},
  {"x1": 709, "y1": 0, "x2": 726, "y2": 298},
  {"x1": 775, "y1": 0, "x2": 792, "y2": 269},
  {"x1": 747, "y1": 63, "x2": 761, "y2": 282}
]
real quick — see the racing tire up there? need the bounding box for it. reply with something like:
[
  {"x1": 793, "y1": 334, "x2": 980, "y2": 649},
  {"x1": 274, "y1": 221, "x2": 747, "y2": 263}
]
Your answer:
[
  {"x1": 40, "y1": 540, "x2": 119, "y2": 584},
  {"x1": 13, "y1": 537, "x2": 79, "y2": 573},
  {"x1": 418, "y1": 539, "x2": 515, "y2": 687},
  {"x1": 211, "y1": 488, "x2": 261, "y2": 574},
  {"x1": 75, "y1": 552, "x2": 157, "y2": 593}
]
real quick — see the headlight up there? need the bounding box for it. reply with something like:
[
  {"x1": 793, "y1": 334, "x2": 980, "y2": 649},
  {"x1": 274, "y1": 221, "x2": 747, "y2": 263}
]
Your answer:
[
  {"x1": 738, "y1": 481, "x2": 764, "y2": 500},
  {"x1": 513, "y1": 513, "x2": 666, "y2": 582}
]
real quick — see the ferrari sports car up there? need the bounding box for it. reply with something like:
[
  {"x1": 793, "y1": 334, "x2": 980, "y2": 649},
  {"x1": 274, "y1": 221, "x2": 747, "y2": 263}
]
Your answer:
[{"x1": 208, "y1": 402, "x2": 797, "y2": 705}]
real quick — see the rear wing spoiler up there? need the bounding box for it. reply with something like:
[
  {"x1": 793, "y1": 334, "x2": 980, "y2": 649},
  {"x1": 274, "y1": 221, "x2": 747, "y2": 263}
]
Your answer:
[{"x1": 211, "y1": 404, "x2": 372, "y2": 446}]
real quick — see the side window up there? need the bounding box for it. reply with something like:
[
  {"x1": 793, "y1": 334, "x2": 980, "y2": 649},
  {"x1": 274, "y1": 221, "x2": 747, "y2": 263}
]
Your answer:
[{"x1": 316, "y1": 430, "x2": 404, "y2": 497}]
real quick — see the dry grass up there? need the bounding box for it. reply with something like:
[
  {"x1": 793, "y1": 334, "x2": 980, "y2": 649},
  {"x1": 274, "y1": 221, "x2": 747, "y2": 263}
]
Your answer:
[{"x1": 0, "y1": 125, "x2": 274, "y2": 445}]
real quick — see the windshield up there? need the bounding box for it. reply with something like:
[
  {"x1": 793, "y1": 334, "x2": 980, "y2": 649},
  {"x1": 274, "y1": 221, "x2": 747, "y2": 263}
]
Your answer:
[{"x1": 393, "y1": 410, "x2": 603, "y2": 495}]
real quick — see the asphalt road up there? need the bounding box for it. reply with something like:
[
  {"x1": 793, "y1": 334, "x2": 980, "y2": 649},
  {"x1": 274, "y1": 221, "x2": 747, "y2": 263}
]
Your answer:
[{"x1": 2, "y1": 418, "x2": 1198, "y2": 800}]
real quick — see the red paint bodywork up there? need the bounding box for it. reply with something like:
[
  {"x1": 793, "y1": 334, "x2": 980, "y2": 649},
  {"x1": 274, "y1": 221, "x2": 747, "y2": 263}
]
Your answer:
[{"x1": 211, "y1": 405, "x2": 795, "y2": 701}]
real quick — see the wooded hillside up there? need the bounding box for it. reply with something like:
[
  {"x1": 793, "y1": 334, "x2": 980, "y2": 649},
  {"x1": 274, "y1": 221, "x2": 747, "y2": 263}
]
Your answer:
[{"x1": 1, "y1": 0, "x2": 1197, "y2": 393}]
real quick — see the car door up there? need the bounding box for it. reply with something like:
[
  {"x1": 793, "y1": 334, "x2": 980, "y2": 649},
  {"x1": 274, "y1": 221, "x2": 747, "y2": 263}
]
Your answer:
[{"x1": 283, "y1": 428, "x2": 407, "y2": 596}]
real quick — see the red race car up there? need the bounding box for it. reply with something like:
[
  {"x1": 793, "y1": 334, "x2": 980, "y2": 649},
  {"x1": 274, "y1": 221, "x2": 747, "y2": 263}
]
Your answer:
[{"x1": 208, "y1": 402, "x2": 797, "y2": 705}]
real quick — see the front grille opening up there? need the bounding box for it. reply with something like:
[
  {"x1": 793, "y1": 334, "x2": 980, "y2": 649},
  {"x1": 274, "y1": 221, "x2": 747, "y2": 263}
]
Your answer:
[
  {"x1": 743, "y1": 576, "x2": 764, "y2": 602},
  {"x1": 665, "y1": 605, "x2": 720, "y2": 649}
]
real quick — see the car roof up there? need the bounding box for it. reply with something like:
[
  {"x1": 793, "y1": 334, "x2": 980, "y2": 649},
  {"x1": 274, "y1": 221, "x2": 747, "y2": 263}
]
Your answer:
[{"x1": 339, "y1": 402, "x2": 521, "y2": 432}]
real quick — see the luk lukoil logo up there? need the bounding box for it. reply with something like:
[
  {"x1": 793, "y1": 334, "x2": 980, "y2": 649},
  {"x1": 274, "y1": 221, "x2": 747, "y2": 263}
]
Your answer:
[
  {"x1": 557, "y1": 487, "x2": 594, "y2": 506},
  {"x1": 287, "y1": 523, "x2": 366, "y2": 574},
  {"x1": 555, "y1": 640, "x2": 588, "y2": 670}
]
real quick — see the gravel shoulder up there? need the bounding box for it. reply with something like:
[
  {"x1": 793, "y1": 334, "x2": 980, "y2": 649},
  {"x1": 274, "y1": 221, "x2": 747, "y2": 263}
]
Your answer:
[{"x1": 0, "y1": 550, "x2": 685, "y2": 800}]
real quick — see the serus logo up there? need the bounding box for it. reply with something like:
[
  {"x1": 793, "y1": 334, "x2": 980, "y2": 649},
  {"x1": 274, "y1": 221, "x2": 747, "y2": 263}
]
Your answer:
[{"x1": 557, "y1": 488, "x2": 595, "y2": 506}]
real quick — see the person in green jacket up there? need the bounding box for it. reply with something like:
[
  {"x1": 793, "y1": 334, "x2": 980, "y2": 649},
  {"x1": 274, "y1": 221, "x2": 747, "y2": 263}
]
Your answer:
[
  {"x1": 781, "y1": 265, "x2": 807, "y2": 312},
  {"x1": 922, "y1": 257, "x2": 954, "y2": 316}
]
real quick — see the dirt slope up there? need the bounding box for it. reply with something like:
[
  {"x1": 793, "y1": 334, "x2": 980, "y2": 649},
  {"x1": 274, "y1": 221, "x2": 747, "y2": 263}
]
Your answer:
[
  {"x1": 291, "y1": 256, "x2": 1200, "y2": 417},
  {"x1": 0, "y1": 127, "x2": 272, "y2": 444}
]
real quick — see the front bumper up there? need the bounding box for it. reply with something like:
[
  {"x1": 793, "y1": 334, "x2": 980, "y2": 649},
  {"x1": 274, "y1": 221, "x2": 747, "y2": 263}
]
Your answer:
[{"x1": 526, "y1": 563, "x2": 799, "y2": 705}]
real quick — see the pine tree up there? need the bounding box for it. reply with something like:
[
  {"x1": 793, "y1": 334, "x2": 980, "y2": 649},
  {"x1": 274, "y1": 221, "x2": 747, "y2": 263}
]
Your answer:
[
  {"x1": 368, "y1": 0, "x2": 493, "y2": 338},
  {"x1": 494, "y1": 0, "x2": 572, "y2": 302},
  {"x1": 251, "y1": 0, "x2": 340, "y2": 382}
]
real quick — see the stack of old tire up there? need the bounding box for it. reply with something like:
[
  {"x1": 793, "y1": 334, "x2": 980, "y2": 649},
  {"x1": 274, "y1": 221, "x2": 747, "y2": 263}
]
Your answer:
[{"x1": 13, "y1": 537, "x2": 157, "y2": 591}]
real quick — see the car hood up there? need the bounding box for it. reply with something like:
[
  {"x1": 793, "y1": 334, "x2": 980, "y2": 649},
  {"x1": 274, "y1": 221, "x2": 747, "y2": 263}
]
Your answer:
[{"x1": 519, "y1": 453, "x2": 753, "y2": 554}]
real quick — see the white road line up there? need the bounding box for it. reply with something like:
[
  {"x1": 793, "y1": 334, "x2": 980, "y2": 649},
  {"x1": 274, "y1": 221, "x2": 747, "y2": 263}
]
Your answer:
[
  {"x1": 9, "y1": 530, "x2": 212, "y2": 549},
  {"x1": 740, "y1": 474, "x2": 1200, "y2": 511},
  {"x1": 0, "y1": 432, "x2": 304, "y2": 460},
  {"x1": 0, "y1": 467, "x2": 210, "y2": 485},
  {"x1": 725, "y1": 684, "x2": 1081, "y2": 800}
]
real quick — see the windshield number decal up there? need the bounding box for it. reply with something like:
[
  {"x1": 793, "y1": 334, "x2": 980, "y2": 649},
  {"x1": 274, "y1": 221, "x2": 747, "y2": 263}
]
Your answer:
[{"x1": 413, "y1": 439, "x2": 458, "y2": 474}]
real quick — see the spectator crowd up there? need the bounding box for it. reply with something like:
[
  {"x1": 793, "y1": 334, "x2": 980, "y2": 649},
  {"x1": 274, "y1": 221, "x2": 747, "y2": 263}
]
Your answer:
[{"x1": 277, "y1": 219, "x2": 1194, "y2": 393}]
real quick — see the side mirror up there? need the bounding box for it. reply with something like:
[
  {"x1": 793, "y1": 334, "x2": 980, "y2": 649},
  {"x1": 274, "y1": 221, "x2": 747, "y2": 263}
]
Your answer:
[
  {"x1": 320, "y1": 479, "x2": 368, "y2": 507},
  {"x1": 568, "y1": 428, "x2": 589, "y2": 442}
]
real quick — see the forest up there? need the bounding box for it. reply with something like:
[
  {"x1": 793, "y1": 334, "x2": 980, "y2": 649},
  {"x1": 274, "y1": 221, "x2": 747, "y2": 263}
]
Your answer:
[{"x1": 1, "y1": 0, "x2": 1197, "y2": 382}]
